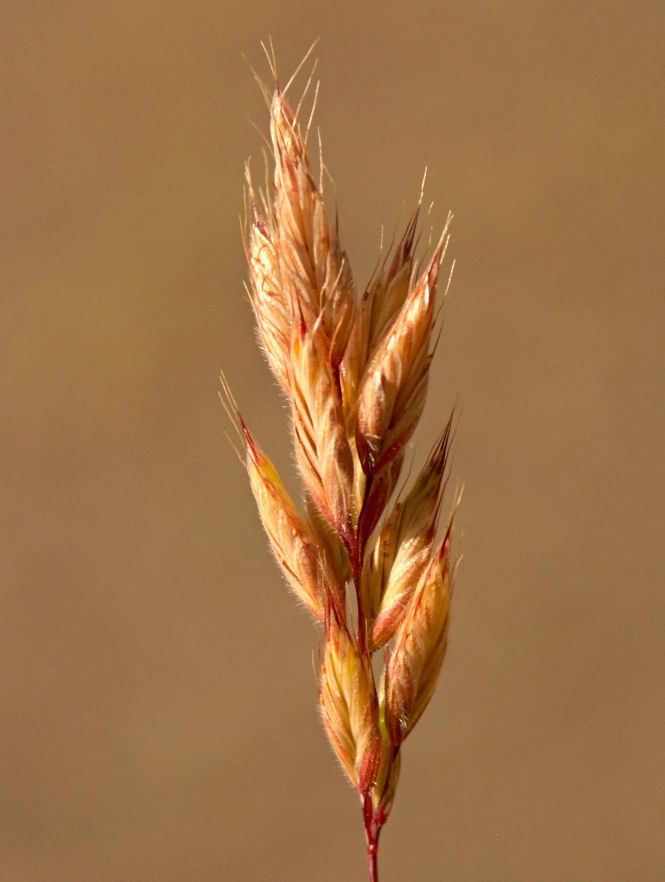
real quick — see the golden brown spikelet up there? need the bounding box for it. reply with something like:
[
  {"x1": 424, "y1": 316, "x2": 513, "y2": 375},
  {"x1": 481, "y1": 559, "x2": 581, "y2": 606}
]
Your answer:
[
  {"x1": 384, "y1": 527, "x2": 454, "y2": 747},
  {"x1": 270, "y1": 92, "x2": 356, "y2": 369},
  {"x1": 355, "y1": 222, "x2": 451, "y2": 476},
  {"x1": 226, "y1": 47, "x2": 463, "y2": 882},
  {"x1": 368, "y1": 417, "x2": 453, "y2": 649},
  {"x1": 341, "y1": 208, "x2": 419, "y2": 414},
  {"x1": 245, "y1": 175, "x2": 291, "y2": 392},
  {"x1": 242, "y1": 420, "x2": 345, "y2": 622},
  {"x1": 356, "y1": 224, "x2": 448, "y2": 475},
  {"x1": 289, "y1": 322, "x2": 355, "y2": 539},
  {"x1": 320, "y1": 611, "x2": 382, "y2": 793}
]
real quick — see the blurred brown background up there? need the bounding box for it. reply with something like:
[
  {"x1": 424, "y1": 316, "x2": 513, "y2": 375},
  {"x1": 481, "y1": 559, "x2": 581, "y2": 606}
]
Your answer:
[{"x1": 2, "y1": 1, "x2": 664, "y2": 880}]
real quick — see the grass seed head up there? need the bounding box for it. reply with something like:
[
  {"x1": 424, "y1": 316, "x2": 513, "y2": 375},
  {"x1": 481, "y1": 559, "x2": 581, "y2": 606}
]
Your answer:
[{"x1": 228, "y1": 50, "x2": 461, "y2": 868}]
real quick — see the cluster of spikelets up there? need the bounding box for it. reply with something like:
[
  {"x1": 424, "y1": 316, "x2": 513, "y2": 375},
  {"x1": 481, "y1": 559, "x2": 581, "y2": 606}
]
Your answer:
[{"x1": 224, "y1": 50, "x2": 459, "y2": 862}]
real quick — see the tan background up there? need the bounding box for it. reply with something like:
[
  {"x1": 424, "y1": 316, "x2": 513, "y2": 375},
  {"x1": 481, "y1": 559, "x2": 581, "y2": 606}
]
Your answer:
[{"x1": 2, "y1": 1, "x2": 664, "y2": 880}]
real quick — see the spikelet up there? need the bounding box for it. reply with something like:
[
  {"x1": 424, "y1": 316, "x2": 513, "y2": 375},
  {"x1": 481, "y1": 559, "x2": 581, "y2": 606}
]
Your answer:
[
  {"x1": 355, "y1": 221, "x2": 451, "y2": 476},
  {"x1": 242, "y1": 420, "x2": 344, "y2": 621},
  {"x1": 384, "y1": 525, "x2": 455, "y2": 747},
  {"x1": 367, "y1": 674, "x2": 403, "y2": 828},
  {"x1": 368, "y1": 417, "x2": 452, "y2": 649},
  {"x1": 289, "y1": 319, "x2": 355, "y2": 538},
  {"x1": 245, "y1": 174, "x2": 291, "y2": 392},
  {"x1": 341, "y1": 208, "x2": 419, "y2": 415},
  {"x1": 270, "y1": 91, "x2": 356, "y2": 368},
  {"x1": 320, "y1": 610, "x2": 382, "y2": 792}
]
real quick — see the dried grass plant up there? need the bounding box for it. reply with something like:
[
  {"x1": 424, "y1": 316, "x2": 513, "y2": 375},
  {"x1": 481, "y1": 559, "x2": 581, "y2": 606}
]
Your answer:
[{"x1": 222, "y1": 43, "x2": 461, "y2": 882}]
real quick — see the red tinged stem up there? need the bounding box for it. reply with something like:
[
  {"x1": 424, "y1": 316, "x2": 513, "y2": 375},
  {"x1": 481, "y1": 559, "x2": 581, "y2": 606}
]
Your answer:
[
  {"x1": 368, "y1": 845, "x2": 379, "y2": 882},
  {"x1": 365, "y1": 816, "x2": 381, "y2": 882},
  {"x1": 363, "y1": 793, "x2": 382, "y2": 882}
]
